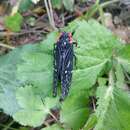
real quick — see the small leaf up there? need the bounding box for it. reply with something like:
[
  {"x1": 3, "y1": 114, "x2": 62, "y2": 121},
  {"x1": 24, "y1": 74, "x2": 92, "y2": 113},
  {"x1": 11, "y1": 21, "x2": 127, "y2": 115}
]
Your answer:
[
  {"x1": 4, "y1": 12, "x2": 23, "y2": 32},
  {"x1": 63, "y1": 0, "x2": 74, "y2": 11},
  {"x1": 51, "y1": 0, "x2": 62, "y2": 9},
  {"x1": 19, "y1": 0, "x2": 32, "y2": 12}
]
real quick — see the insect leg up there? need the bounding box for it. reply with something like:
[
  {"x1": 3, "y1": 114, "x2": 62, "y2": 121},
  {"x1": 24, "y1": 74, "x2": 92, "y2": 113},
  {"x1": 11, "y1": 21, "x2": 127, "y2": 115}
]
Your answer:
[
  {"x1": 53, "y1": 44, "x2": 59, "y2": 97},
  {"x1": 53, "y1": 69, "x2": 59, "y2": 97},
  {"x1": 73, "y1": 54, "x2": 77, "y2": 69}
]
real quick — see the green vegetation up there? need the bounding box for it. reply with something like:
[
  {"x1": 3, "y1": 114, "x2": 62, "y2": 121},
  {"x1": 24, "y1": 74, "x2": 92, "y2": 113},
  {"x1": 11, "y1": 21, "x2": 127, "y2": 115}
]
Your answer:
[{"x1": 0, "y1": 19, "x2": 130, "y2": 129}]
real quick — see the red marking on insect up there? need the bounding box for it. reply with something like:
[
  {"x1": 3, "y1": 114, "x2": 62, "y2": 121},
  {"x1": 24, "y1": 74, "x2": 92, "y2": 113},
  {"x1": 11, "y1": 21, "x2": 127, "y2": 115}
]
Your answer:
[
  {"x1": 56, "y1": 32, "x2": 76, "y2": 44},
  {"x1": 68, "y1": 32, "x2": 74, "y2": 44}
]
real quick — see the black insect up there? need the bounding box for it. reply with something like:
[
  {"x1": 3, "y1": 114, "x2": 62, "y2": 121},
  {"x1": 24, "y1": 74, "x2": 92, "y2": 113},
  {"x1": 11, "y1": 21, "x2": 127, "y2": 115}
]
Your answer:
[{"x1": 53, "y1": 32, "x2": 76, "y2": 101}]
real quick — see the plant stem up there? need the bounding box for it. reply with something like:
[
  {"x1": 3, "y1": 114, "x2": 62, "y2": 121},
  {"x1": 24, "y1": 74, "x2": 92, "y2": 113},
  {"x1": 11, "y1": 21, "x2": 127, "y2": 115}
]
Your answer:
[
  {"x1": 98, "y1": 5, "x2": 105, "y2": 25},
  {"x1": 49, "y1": 111, "x2": 64, "y2": 128},
  {"x1": 44, "y1": 0, "x2": 52, "y2": 26},
  {"x1": 49, "y1": 111, "x2": 58, "y2": 122},
  {"x1": 85, "y1": 0, "x2": 120, "y2": 20},
  {"x1": 92, "y1": 97, "x2": 96, "y2": 111},
  {"x1": 109, "y1": 69, "x2": 115, "y2": 87},
  {"x1": 101, "y1": 0, "x2": 120, "y2": 8}
]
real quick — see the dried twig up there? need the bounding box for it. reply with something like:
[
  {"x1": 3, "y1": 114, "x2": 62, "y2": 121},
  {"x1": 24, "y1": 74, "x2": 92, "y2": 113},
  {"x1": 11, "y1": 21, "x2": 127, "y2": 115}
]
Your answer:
[
  {"x1": 0, "y1": 29, "x2": 48, "y2": 37},
  {"x1": 0, "y1": 42, "x2": 15, "y2": 50},
  {"x1": 44, "y1": 0, "x2": 56, "y2": 29},
  {"x1": 48, "y1": 0, "x2": 56, "y2": 29}
]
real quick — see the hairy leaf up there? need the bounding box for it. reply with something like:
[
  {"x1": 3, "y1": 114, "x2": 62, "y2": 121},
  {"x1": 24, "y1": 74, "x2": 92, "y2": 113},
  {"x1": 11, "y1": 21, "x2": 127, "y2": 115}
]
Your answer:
[
  {"x1": 0, "y1": 19, "x2": 127, "y2": 128},
  {"x1": 0, "y1": 46, "x2": 28, "y2": 115},
  {"x1": 16, "y1": 32, "x2": 58, "y2": 97},
  {"x1": 13, "y1": 85, "x2": 58, "y2": 127},
  {"x1": 116, "y1": 45, "x2": 130, "y2": 73},
  {"x1": 115, "y1": 63, "x2": 125, "y2": 88},
  {"x1": 70, "y1": 19, "x2": 122, "y2": 93},
  {"x1": 60, "y1": 91, "x2": 90, "y2": 130},
  {"x1": 95, "y1": 86, "x2": 130, "y2": 130}
]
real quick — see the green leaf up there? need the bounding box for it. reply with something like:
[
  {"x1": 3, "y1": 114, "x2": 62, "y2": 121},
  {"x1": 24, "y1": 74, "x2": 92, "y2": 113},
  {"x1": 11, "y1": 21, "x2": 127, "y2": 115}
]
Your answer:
[
  {"x1": 51, "y1": 0, "x2": 62, "y2": 9},
  {"x1": 63, "y1": 0, "x2": 74, "y2": 11},
  {"x1": 0, "y1": 46, "x2": 28, "y2": 115},
  {"x1": 71, "y1": 61, "x2": 107, "y2": 93},
  {"x1": 60, "y1": 91, "x2": 90, "y2": 130},
  {"x1": 19, "y1": 0, "x2": 32, "y2": 12},
  {"x1": 95, "y1": 86, "x2": 130, "y2": 130},
  {"x1": 4, "y1": 12, "x2": 23, "y2": 32},
  {"x1": 42, "y1": 124, "x2": 64, "y2": 130},
  {"x1": 83, "y1": 113, "x2": 97, "y2": 130},
  {"x1": 116, "y1": 45, "x2": 130, "y2": 73},
  {"x1": 16, "y1": 32, "x2": 58, "y2": 97},
  {"x1": 70, "y1": 19, "x2": 122, "y2": 93},
  {"x1": 13, "y1": 85, "x2": 59, "y2": 127},
  {"x1": 73, "y1": 20, "x2": 122, "y2": 67},
  {"x1": 0, "y1": 19, "x2": 126, "y2": 128}
]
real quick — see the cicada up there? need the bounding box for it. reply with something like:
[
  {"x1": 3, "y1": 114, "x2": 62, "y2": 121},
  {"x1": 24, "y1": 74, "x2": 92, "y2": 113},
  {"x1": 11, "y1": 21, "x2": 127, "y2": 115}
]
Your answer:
[{"x1": 53, "y1": 32, "x2": 76, "y2": 101}]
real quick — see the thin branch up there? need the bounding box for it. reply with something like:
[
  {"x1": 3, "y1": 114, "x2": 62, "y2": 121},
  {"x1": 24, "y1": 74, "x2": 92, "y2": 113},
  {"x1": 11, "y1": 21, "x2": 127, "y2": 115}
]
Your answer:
[
  {"x1": 44, "y1": 0, "x2": 52, "y2": 25},
  {"x1": 92, "y1": 97, "x2": 96, "y2": 111},
  {"x1": 48, "y1": 0, "x2": 56, "y2": 29},
  {"x1": 0, "y1": 124, "x2": 17, "y2": 130},
  {"x1": 44, "y1": 0, "x2": 56, "y2": 29},
  {"x1": 48, "y1": 111, "x2": 63, "y2": 128},
  {"x1": 3, "y1": 120, "x2": 15, "y2": 130},
  {"x1": 0, "y1": 29, "x2": 48, "y2": 37},
  {"x1": 49, "y1": 111, "x2": 58, "y2": 122}
]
